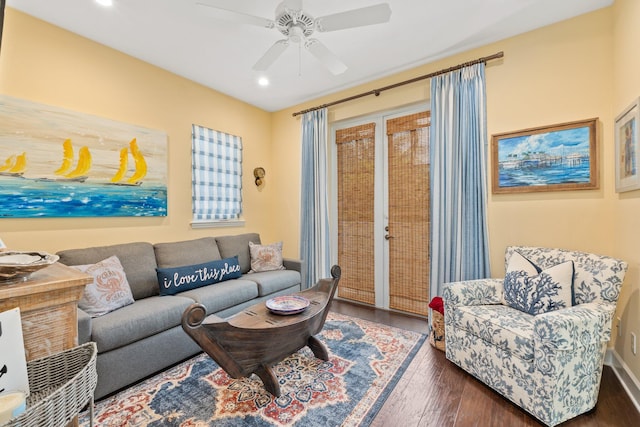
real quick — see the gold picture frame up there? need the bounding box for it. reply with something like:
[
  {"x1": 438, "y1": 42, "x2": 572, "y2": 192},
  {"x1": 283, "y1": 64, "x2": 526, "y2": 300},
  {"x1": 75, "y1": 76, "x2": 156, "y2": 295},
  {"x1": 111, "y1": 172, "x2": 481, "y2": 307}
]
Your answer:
[{"x1": 491, "y1": 118, "x2": 598, "y2": 194}]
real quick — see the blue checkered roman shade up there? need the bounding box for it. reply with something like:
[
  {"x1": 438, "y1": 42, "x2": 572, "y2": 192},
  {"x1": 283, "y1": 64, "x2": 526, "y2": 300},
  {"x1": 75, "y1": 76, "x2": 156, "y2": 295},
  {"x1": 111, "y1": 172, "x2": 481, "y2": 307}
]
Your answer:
[{"x1": 191, "y1": 124, "x2": 243, "y2": 221}]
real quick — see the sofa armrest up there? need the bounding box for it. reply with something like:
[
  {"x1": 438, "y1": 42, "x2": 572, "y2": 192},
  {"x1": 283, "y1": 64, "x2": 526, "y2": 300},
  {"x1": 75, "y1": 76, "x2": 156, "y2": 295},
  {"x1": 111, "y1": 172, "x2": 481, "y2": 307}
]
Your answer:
[
  {"x1": 77, "y1": 307, "x2": 92, "y2": 345},
  {"x1": 443, "y1": 278, "x2": 503, "y2": 309},
  {"x1": 283, "y1": 258, "x2": 302, "y2": 273},
  {"x1": 533, "y1": 302, "x2": 615, "y2": 351}
]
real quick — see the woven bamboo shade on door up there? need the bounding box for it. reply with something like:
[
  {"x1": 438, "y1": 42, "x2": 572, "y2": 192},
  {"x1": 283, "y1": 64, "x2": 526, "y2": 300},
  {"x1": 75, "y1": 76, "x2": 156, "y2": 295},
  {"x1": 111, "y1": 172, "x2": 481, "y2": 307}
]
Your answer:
[
  {"x1": 386, "y1": 112, "x2": 430, "y2": 315},
  {"x1": 336, "y1": 123, "x2": 376, "y2": 305}
]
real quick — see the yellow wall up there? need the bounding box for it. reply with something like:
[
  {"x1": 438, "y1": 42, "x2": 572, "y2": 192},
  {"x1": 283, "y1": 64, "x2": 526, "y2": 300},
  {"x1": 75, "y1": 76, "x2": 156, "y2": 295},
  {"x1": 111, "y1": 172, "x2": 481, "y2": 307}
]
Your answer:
[
  {"x1": 273, "y1": 8, "x2": 615, "y2": 266},
  {"x1": 274, "y1": 6, "x2": 640, "y2": 380},
  {"x1": 0, "y1": 8, "x2": 277, "y2": 251},
  {"x1": 2, "y1": 4, "x2": 639, "y2": 381},
  {"x1": 486, "y1": 9, "x2": 614, "y2": 266},
  {"x1": 613, "y1": 0, "x2": 640, "y2": 381}
]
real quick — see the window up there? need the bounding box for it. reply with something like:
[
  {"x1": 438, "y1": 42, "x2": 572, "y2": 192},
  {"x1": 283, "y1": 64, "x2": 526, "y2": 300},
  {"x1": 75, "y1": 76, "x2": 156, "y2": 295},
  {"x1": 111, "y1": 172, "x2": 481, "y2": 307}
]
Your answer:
[{"x1": 191, "y1": 124, "x2": 243, "y2": 226}]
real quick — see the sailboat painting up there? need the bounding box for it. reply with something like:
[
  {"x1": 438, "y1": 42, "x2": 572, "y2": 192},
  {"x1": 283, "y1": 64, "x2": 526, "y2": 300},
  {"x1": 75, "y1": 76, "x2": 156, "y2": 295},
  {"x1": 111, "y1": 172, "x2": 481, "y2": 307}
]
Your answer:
[
  {"x1": 0, "y1": 95, "x2": 167, "y2": 218},
  {"x1": 0, "y1": 152, "x2": 27, "y2": 177}
]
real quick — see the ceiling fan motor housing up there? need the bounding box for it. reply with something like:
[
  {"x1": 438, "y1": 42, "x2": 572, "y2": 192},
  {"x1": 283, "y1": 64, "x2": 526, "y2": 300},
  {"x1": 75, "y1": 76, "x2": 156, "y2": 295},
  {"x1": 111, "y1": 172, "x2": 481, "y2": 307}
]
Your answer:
[
  {"x1": 275, "y1": 6, "x2": 315, "y2": 41},
  {"x1": 197, "y1": 0, "x2": 391, "y2": 74}
]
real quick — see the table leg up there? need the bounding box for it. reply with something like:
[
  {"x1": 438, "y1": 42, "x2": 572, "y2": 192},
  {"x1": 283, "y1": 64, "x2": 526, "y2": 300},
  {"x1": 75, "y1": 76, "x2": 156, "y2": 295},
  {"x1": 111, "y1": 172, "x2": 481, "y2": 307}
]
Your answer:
[
  {"x1": 255, "y1": 364, "x2": 281, "y2": 397},
  {"x1": 307, "y1": 336, "x2": 328, "y2": 361}
]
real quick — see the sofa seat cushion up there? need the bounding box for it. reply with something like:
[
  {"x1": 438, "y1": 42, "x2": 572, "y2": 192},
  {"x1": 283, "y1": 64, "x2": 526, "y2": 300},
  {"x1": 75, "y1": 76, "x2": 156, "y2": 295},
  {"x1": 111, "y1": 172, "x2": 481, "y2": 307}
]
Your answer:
[
  {"x1": 455, "y1": 304, "x2": 535, "y2": 361},
  {"x1": 244, "y1": 270, "x2": 302, "y2": 296},
  {"x1": 178, "y1": 278, "x2": 259, "y2": 314},
  {"x1": 90, "y1": 295, "x2": 194, "y2": 352}
]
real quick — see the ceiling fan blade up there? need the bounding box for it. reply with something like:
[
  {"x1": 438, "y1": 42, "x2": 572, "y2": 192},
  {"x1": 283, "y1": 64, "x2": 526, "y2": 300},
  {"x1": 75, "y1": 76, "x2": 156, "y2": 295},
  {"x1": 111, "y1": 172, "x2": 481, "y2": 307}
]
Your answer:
[
  {"x1": 283, "y1": 0, "x2": 303, "y2": 11},
  {"x1": 196, "y1": 1, "x2": 274, "y2": 28},
  {"x1": 305, "y1": 39, "x2": 347, "y2": 75},
  {"x1": 252, "y1": 40, "x2": 290, "y2": 71},
  {"x1": 315, "y1": 3, "x2": 392, "y2": 32}
]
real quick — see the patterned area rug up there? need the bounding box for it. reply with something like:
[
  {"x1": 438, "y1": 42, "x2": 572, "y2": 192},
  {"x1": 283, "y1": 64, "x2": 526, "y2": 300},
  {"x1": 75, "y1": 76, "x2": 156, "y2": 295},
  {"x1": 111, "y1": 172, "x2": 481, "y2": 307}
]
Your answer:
[{"x1": 80, "y1": 312, "x2": 426, "y2": 426}]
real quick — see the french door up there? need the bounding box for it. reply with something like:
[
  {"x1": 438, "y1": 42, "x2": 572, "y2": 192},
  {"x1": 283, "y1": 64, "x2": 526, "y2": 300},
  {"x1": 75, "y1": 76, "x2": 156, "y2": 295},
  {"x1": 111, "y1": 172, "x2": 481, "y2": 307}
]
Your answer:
[{"x1": 332, "y1": 108, "x2": 430, "y2": 316}]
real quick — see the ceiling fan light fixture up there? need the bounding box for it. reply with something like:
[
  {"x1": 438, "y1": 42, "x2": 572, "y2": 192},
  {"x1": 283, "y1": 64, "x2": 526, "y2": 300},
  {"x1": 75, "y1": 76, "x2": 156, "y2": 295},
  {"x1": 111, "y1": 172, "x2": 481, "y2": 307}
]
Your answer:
[
  {"x1": 197, "y1": 1, "x2": 391, "y2": 75},
  {"x1": 288, "y1": 26, "x2": 306, "y2": 44}
]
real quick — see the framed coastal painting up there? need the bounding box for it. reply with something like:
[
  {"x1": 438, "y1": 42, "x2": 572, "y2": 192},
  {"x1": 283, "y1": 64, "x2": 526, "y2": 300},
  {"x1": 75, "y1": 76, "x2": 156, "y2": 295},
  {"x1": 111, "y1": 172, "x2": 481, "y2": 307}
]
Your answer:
[
  {"x1": 614, "y1": 98, "x2": 640, "y2": 193},
  {"x1": 0, "y1": 95, "x2": 167, "y2": 218},
  {"x1": 491, "y1": 118, "x2": 598, "y2": 194}
]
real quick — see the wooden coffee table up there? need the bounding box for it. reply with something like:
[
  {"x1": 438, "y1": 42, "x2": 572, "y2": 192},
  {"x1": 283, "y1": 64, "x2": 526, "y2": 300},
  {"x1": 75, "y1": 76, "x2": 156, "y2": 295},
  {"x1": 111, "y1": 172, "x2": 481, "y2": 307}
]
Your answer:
[{"x1": 182, "y1": 265, "x2": 341, "y2": 397}]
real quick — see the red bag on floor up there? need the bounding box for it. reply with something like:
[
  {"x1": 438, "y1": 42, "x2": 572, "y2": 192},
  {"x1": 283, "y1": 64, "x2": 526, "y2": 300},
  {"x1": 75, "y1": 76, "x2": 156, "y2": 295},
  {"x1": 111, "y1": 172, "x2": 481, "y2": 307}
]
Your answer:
[{"x1": 428, "y1": 297, "x2": 445, "y2": 351}]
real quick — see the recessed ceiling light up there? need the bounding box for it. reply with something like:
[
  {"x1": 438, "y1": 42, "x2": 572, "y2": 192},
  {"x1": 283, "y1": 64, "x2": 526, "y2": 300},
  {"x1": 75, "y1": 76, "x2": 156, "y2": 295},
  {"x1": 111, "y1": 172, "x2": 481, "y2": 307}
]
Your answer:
[
  {"x1": 257, "y1": 77, "x2": 269, "y2": 87},
  {"x1": 95, "y1": 0, "x2": 113, "y2": 7}
]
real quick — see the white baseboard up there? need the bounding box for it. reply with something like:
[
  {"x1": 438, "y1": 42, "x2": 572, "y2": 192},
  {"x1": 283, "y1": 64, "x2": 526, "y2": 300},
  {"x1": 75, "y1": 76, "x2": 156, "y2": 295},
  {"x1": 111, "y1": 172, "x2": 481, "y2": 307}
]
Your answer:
[{"x1": 605, "y1": 348, "x2": 640, "y2": 413}]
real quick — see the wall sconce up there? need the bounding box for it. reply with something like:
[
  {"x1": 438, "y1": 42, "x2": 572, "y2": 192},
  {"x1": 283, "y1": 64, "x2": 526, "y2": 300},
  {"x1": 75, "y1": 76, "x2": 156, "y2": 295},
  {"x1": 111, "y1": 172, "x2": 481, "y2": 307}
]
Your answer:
[{"x1": 253, "y1": 167, "x2": 265, "y2": 187}]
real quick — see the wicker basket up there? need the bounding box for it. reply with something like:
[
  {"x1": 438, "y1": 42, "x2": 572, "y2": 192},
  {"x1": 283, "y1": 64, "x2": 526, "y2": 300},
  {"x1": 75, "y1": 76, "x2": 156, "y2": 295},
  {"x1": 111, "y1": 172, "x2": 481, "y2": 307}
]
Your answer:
[
  {"x1": 3, "y1": 342, "x2": 97, "y2": 427},
  {"x1": 428, "y1": 311, "x2": 445, "y2": 352}
]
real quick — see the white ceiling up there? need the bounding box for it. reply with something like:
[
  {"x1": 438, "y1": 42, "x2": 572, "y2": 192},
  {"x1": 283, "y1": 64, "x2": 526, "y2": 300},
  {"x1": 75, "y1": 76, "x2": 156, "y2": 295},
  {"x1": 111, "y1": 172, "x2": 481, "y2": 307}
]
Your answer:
[{"x1": 6, "y1": 0, "x2": 612, "y2": 112}]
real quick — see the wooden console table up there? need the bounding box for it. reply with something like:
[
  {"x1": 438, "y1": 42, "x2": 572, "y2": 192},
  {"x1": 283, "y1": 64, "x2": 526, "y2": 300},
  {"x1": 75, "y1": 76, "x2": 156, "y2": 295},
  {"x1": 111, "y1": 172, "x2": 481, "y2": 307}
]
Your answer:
[
  {"x1": 182, "y1": 265, "x2": 341, "y2": 397},
  {"x1": 0, "y1": 262, "x2": 92, "y2": 361}
]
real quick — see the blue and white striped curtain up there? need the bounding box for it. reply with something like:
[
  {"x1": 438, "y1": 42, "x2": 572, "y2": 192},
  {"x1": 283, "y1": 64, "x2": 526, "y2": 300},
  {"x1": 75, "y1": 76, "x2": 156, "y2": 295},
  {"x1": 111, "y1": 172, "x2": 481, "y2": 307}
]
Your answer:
[
  {"x1": 191, "y1": 124, "x2": 243, "y2": 221},
  {"x1": 429, "y1": 63, "x2": 491, "y2": 298},
  {"x1": 300, "y1": 108, "x2": 331, "y2": 288}
]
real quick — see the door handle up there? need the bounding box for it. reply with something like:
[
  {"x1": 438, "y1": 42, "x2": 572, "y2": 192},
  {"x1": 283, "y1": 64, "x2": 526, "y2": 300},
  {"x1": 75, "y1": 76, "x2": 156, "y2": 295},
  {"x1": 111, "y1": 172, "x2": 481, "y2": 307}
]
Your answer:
[{"x1": 385, "y1": 234, "x2": 394, "y2": 240}]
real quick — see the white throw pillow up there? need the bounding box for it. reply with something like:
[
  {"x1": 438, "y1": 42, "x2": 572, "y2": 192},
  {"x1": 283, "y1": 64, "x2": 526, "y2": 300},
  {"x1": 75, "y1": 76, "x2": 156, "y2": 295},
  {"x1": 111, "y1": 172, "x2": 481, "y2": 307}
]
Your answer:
[
  {"x1": 503, "y1": 251, "x2": 574, "y2": 315},
  {"x1": 249, "y1": 241, "x2": 285, "y2": 273},
  {"x1": 72, "y1": 255, "x2": 135, "y2": 317}
]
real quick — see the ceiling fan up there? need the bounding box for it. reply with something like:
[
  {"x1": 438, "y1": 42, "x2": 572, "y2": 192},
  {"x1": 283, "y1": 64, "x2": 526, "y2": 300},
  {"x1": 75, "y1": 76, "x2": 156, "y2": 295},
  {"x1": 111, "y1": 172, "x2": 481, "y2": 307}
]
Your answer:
[{"x1": 196, "y1": 0, "x2": 392, "y2": 75}]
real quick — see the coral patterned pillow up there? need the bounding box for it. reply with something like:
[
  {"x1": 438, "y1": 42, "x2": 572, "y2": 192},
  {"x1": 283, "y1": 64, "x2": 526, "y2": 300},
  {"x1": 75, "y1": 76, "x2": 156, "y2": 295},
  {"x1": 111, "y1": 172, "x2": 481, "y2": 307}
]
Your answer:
[
  {"x1": 71, "y1": 255, "x2": 135, "y2": 317},
  {"x1": 503, "y1": 251, "x2": 574, "y2": 315},
  {"x1": 249, "y1": 241, "x2": 285, "y2": 273}
]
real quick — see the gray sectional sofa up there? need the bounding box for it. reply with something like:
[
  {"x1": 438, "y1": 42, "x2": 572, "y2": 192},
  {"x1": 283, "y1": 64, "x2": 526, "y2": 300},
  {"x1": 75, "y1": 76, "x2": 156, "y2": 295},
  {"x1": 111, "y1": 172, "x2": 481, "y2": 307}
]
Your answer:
[{"x1": 56, "y1": 233, "x2": 302, "y2": 399}]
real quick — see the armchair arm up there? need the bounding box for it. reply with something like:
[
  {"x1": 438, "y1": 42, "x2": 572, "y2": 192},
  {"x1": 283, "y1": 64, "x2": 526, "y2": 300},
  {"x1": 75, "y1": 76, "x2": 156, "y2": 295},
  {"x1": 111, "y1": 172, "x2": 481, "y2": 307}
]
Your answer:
[
  {"x1": 533, "y1": 302, "x2": 615, "y2": 351},
  {"x1": 442, "y1": 278, "x2": 503, "y2": 309}
]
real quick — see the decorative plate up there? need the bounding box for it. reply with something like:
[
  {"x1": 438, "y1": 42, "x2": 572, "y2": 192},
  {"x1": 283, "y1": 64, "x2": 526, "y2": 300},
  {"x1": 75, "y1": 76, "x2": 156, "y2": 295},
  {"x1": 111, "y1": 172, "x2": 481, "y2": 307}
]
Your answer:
[
  {"x1": 266, "y1": 295, "x2": 310, "y2": 315},
  {"x1": 0, "y1": 251, "x2": 59, "y2": 283}
]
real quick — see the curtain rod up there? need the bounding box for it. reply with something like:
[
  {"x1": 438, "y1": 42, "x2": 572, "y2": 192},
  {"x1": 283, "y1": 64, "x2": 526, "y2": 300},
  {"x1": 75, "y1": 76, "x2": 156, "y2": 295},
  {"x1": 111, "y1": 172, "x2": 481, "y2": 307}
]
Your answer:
[{"x1": 292, "y1": 51, "x2": 504, "y2": 117}]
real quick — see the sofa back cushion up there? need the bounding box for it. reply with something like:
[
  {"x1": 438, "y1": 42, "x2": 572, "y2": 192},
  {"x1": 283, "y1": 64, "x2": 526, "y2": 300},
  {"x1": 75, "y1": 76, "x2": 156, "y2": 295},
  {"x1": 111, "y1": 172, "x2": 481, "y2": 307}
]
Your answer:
[
  {"x1": 57, "y1": 242, "x2": 158, "y2": 300},
  {"x1": 505, "y1": 246, "x2": 628, "y2": 306},
  {"x1": 215, "y1": 233, "x2": 261, "y2": 274},
  {"x1": 154, "y1": 237, "x2": 221, "y2": 268}
]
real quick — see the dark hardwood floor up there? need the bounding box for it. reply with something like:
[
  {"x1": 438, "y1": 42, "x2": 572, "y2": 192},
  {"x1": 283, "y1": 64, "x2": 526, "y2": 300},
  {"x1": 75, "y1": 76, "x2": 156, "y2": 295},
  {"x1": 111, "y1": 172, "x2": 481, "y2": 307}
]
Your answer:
[{"x1": 330, "y1": 299, "x2": 640, "y2": 427}]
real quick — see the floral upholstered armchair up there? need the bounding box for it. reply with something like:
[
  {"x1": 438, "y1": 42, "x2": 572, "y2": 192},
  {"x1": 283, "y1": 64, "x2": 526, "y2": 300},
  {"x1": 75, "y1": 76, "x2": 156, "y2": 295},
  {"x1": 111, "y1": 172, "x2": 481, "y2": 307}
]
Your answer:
[{"x1": 443, "y1": 246, "x2": 627, "y2": 427}]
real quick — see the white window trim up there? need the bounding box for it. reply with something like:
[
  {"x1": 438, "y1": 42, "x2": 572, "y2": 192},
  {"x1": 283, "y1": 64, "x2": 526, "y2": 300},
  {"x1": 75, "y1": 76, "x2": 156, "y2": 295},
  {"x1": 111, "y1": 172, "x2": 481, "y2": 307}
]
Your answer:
[{"x1": 190, "y1": 219, "x2": 246, "y2": 229}]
